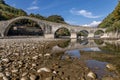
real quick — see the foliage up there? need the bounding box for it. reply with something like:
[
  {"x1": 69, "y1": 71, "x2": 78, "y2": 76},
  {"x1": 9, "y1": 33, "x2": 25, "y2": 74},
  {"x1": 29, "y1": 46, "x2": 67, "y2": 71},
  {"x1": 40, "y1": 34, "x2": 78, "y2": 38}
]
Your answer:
[
  {"x1": 47, "y1": 15, "x2": 66, "y2": 24},
  {"x1": 77, "y1": 31, "x2": 88, "y2": 37},
  {"x1": 55, "y1": 27, "x2": 70, "y2": 38},
  {"x1": 0, "y1": 0, "x2": 5, "y2": 4},
  {"x1": 0, "y1": 0, "x2": 27, "y2": 20},
  {"x1": 29, "y1": 13, "x2": 46, "y2": 20},
  {"x1": 99, "y1": 2, "x2": 120, "y2": 32},
  {"x1": 94, "y1": 30, "x2": 104, "y2": 35}
]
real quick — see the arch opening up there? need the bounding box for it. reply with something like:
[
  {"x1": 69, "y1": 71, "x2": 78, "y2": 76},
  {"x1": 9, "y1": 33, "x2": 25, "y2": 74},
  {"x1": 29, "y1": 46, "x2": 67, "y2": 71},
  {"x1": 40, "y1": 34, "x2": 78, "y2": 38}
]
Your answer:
[
  {"x1": 5, "y1": 19, "x2": 44, "y2": 37},
  {"x1": 77, "y1": 30, "x2": 89, "y2": 39},
  {"x1": 94, "y1": 30, "x2": 104, "y2": 38},
  {"x1": 54, "y1": 27, "x2": 71, "y2": 38}
]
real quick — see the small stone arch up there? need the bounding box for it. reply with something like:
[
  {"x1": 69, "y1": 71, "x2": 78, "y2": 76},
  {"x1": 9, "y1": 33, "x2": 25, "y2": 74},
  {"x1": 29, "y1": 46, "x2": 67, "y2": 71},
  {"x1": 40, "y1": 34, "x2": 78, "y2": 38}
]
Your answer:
[
  {"x1": 77, "y1": 30, "x2": 89, "y2": 39},
  {"x1": 4, "y1": 17, "x2": 45, "y2": 36},
  {"x1": 54, "y1": 27, "x2": 71, "y2": 38},
  {"x1": 94, "y1": 30, "x2": 104, "y2": 38}
]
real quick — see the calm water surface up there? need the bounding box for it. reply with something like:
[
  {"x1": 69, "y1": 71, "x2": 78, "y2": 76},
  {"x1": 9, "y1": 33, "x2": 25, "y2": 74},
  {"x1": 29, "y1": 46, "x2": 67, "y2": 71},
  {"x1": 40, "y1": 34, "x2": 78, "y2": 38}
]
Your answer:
[{"x1": 53, "y1": 39, "x2": 120, "y2": 79}]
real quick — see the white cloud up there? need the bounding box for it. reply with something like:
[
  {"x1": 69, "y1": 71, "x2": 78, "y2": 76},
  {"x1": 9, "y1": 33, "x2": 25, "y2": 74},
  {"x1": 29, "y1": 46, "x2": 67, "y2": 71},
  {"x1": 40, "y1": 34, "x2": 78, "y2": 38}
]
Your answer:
[
  {"x1": 82, "y1": 21, "x2": 101, "y2": 27},
  {"x1": 70, "y1": 8, "x2": 100, "y2": 18},
  {"x1": 27, "y1": 6, "x2": 39, "y2": 10}
]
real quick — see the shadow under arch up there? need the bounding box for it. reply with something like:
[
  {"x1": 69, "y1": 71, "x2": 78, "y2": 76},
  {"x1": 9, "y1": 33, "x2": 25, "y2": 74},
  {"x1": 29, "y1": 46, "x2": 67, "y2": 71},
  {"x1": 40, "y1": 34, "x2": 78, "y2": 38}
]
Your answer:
[
  {"x1": 94, "y1": 30, "x2": 104, "y2": 38},
  {"x1": 5, "y1": 19, "x2": 44, "y2": 36},
  {"x1": 77, "y1": 30, "x2": 89, "y2": 39},
  {"x1": 54, "y1": 27, "x2": 71, "y2": 38}
]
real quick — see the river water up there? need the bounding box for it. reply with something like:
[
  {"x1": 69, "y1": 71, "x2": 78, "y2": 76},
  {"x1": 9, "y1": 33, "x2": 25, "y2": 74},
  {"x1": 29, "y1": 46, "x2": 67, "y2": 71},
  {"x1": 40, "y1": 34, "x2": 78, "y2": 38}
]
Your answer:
[{"x1": 52, "y1": 39, "x2": 120, "y2": 79}]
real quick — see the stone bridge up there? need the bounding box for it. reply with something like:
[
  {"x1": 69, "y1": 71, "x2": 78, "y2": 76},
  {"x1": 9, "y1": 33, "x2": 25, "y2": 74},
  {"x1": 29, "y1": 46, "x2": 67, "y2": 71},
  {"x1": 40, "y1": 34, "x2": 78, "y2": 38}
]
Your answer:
[{"x1": 0, "y1": 16, "x2": 107, "y2": 38}]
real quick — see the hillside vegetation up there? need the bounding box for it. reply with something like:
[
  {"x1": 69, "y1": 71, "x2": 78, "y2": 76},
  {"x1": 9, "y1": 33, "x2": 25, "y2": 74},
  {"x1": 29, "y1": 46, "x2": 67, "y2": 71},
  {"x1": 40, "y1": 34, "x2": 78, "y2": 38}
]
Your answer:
[
  {"x1": 0, "y1": 0, "x2": 27, "y2": 20},
  {"x1": 99, "y1": 2, "x2": 120, "y2": 32},
  {"x1": 0, "y1": 0, "x2": 66, "y2": 24}
]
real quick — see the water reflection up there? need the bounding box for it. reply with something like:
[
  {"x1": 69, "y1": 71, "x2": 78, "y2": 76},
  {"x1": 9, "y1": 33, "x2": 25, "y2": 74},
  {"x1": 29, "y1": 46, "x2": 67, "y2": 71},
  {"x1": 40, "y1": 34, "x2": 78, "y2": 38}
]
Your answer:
[
  {"x1": 77, "y1": 39, "x2": 88, "y2": 45},
  {"x1": 82, "y1": 47, "x2": 101, "y2": 52},
  {"x1": 85, "y1": 60, "x2": 116, "y2": 79},
  {"x1": 63, "y1": 50, "x2": 81, "y2": 59},
  {"x1": 54, "y1": 39, "x2": 120, "y2": 53},
  {"x1": 57, "y1": 39, "x2": 70, "y2": 48},
  {"x1": 54, "y1": 39, "x2": 120, "y2": 79},
  {"x1": 94, "y1": 39, "x2": 104, "y2": 45},
  {"x1": 99, "y1": 42, "x2": 120, "y2": 54}
]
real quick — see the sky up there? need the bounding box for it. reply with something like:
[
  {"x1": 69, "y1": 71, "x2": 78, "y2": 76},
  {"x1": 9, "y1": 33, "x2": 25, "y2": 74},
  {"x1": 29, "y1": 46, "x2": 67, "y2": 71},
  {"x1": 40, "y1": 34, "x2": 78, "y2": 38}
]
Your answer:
[{"x1": 5, "y1": 0, "x2": 118, "y2": 27}]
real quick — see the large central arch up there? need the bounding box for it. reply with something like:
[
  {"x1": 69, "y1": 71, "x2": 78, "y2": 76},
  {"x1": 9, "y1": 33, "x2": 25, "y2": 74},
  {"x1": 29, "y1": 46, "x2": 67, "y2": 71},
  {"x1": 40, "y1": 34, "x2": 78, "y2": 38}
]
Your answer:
[{"x1": 4, "y1": 17, "x2": 46, "y2": 37}]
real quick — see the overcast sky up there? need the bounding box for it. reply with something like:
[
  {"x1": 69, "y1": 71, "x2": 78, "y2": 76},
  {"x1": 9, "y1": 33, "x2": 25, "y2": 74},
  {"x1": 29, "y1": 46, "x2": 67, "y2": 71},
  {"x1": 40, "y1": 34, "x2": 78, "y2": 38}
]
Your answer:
[{"x1": 5, "y1": 0, "x2": 118, "y2": 27}]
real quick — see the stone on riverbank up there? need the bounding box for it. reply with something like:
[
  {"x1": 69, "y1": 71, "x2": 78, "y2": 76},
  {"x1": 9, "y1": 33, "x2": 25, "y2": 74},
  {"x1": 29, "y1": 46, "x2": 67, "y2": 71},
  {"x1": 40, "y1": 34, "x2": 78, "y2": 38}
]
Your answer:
[{"x1": 87, "y1": 71, "x2": 97, "y2": 79}]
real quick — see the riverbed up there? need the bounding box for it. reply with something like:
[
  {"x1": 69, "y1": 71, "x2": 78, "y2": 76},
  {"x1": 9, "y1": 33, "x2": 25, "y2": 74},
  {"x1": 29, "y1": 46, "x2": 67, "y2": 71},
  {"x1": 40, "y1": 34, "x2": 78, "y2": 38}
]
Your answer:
[{"x1": 0, "y1": 38, "x2": 120, "y2": 80}]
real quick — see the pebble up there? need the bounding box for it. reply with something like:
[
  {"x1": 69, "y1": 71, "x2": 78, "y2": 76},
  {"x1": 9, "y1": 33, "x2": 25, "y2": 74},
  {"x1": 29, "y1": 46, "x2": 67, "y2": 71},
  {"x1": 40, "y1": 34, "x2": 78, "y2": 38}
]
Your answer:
[
  {"x1": 45, "y1": 77, "x2": 52, "y2": 80},
  {"x1": 3, "y1": 76, "x2": 9, "y2": 80},
  {"x1": 44, "y1": 53, "x2": 51, "y2": 57},
  {"x1": 106, "y1": 64, "x2": 116, "y2": 70},
  {"x1": 32, "y1": 63, "x2": 36, "y2": 67},
  {"x1": 87, "y1": 71, "x2": 97, "y2": 79},
  {"x1": 2, "y1": 58, "x2": 9, "y2": 63},
  {"x1": 21, "y1": 77, "x2": 29, "y2": 80},
  {"x1": 37, "y1": 67, "x2": 51, "y2": 73},
  {"x1": 11, "y1": 69, "x2": 18, "y2": 73},
  {"x1": 0, "y1": 72, "x2": 4, "y2": 77},
  {"x1": 5, "y1": 72, "x2": 11, "y2": 77},
  {"x1": 32, "y1": 56, "x2": 38, "y2": 60},
  {"x1": 22, "y1": 72, "x2": 28, "y2": 77},
  {"x1": 30, "y1": 74, "x2": 36, "y2": 80}
]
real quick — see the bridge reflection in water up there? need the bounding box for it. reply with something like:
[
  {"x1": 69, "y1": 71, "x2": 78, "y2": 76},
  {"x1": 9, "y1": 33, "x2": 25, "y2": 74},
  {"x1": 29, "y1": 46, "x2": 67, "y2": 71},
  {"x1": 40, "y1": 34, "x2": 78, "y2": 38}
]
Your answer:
[
  {"x1": 52, "y1": 39, "x2": 120, "y2": 54},
  {"x1": 52, "y1": 39, "x2": 106, "y2": 52}
]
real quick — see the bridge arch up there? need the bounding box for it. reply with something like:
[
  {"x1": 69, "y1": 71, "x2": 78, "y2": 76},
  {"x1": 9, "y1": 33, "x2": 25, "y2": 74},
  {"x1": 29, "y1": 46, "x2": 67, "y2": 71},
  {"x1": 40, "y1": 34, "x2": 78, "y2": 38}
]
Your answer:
[
  {"x1": 54, "y1": 27, "x2": 71, "y2": 38},
  {"x1": 77, "y1": 30, "x2": 89, "y2": 39},
  {"x1": 94, "y1": 30, "x2": 104, "y2": 38},
  {"x1": 3, "y1": 16, "x2": 50, "y2": 37}
]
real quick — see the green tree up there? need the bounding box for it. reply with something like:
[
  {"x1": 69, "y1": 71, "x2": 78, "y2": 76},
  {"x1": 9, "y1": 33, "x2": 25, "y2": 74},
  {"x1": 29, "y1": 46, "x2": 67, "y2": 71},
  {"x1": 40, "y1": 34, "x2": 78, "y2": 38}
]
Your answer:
[
  {"x1": 99, "y1": 2, "x2": 120, "y2": 32},
  {"x1": 0, "y1": 0, "x2": 5, "y2": 4},
  {"x1": 47, "y1": 15, "x2": 66, "y2": 24},
  {"x1": 55, "y1": 28, "x2": 70, "y2": 38}
]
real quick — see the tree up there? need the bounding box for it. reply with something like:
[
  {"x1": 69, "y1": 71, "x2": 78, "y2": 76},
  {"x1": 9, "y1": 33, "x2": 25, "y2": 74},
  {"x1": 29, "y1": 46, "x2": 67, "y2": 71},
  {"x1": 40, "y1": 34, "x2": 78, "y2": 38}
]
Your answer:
[
  {"x1": 113, "y1": 2, "x2": 120, "y2": 20},
  {"x1": 99, "y1": 2, "x2": 120, "y2": 32},
  {"x1": 55, "y1": 28, "x2": 70, "y2": 38},
  {"x1": 47, "y1": 15, "x2": 66, "y2": 24},
  {"x1": 0, "y1": 0, "x2": 5, "y2": 4}
]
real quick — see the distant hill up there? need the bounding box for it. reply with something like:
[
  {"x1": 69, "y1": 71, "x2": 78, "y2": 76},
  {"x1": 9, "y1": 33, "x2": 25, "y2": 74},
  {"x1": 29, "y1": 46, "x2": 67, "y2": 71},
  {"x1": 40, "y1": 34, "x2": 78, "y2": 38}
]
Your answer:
[
  {"x1": 99, "y1": 2, "x2": 120, "y2": 32},
  {"x1": 0, "y1": 0, "x2": 66, "y2": 24},
  {"x1": 0, "y1": 0, "x2": 27, "y2": 20}
]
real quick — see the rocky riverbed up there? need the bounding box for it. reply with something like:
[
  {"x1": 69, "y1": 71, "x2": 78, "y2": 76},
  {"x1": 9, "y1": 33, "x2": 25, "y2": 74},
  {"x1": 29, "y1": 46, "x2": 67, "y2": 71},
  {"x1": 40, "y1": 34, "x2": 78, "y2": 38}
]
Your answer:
[{"x1": 0, "y1": 38, "x2": 119, "y2": 80}]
